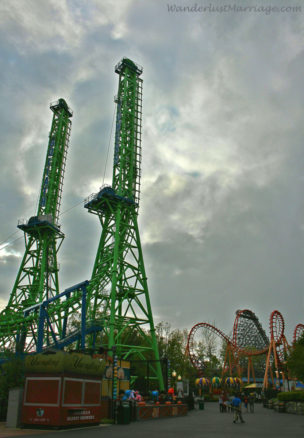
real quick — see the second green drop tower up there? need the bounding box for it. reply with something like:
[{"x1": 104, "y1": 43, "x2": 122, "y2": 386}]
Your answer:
[{"x1": 85, "y1": 58, "x2": 164, "y2": 390}]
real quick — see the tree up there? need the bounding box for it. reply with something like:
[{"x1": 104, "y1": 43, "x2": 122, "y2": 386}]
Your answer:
[
  {"x1": 155, "y1": 322, "x2": 198, "y2": 385},
  {"x1": 0, "y1": 352, "x2": 24, "y2": 419},
  {"x1": 287, "y1": 335, "x2": 304, "y2": 381}
]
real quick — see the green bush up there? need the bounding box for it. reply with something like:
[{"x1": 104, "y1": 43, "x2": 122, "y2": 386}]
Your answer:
[
  {"x1": 0, "y1": 354, "x2": 24, "y2": 419},
  {"x1": 277, "y1": 391, "x2": 304, "y2": 402},
  {"x1": 287, "y1": 336, "x2": 304, "y2": 382},
  {"x1": 100, "y1": 418, "x2": 114, "y2": 424},
  {"x1": 264, "y1": 388, "x2": 279, "y2": 400},
  {"x1": 203, "y1": 394, "x2": 217, "y2": 402}
]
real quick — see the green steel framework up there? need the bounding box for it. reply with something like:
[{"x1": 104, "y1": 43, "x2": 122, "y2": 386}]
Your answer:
[
  {"x1": 84, "y1": 58, "x2": 164, "y2": 389},
  {"x1": 0, "y1": 61, "x2": 164, "y2": 390},
  {"x1": 0, "y1": 99, "x2": 72, "y2": 351}
]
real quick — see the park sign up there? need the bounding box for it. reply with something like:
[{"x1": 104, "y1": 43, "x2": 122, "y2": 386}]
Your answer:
[{"x1": 25, "y1": 351, "x2": 106, "y2": 376}]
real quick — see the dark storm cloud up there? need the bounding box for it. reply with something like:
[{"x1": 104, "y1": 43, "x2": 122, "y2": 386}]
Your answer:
[{"x1": 0, "y1": 0, "x2": 303, "y2": 344}]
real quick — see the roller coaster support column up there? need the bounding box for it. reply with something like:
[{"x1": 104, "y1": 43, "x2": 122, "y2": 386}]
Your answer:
[
  {"x1": 247, "y1": 357, "x2": 255, "y2": 384},
  {"x1": 222, "y1": 342, "x2": 241, "y2": 378},
  {"x1": 263, "y1": 340, "x2": 277, "y2": 389}
]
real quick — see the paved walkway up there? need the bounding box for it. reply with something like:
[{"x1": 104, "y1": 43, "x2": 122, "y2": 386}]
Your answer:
[{"x1": 1, "y1": 403, "x2": 304, "y2": 438}]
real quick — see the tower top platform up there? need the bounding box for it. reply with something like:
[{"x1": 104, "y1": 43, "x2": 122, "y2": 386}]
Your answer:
[
  {"x1": 50, "y1": 98, "x2": 73, "y2": 117},
  {"x1": 115, "y1": 57, "x2": 143, "y2": 76}
]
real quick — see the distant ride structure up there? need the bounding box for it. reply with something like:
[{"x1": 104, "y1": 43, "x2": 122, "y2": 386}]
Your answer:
[
  {"x1": 232, "y1": 309, "x2": 269, "y2": 351},
  {"x1": 263, "y1": 310, "x2": 290, "y2": 388},
  {"x1": 187, "y1": 309, "x2": 300, "y2": 389},
  {"x1": 0, "y1": 99, "x2": 73, "y2": 352}
]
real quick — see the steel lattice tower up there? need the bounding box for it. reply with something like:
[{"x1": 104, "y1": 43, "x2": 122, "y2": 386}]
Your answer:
[
  {"x1": 0, "y1": 99, "x2": 72, "y2": 351},
  {"x1": 85, "y1": 58, "x2": 164, "y2": 389}
]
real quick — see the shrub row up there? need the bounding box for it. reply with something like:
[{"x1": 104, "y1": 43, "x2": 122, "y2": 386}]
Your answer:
[
  {"x1": 277, "y1": 391, "x2": 304, "y2": 402},
  {"x1": 203, "y1": 394, "x2": 218, "y2": 402}
]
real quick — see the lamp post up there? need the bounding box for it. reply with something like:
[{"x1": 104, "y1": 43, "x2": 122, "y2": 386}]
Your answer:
[
  {"x1": 172, "y1": 370, "x2": 177, "y2": 388},
  {"x1": 171, "y1": 370, "x2": 177, "y2": 395},
  {"x1": 176, "y1": 374, "x2": 183, "y2": 401}
]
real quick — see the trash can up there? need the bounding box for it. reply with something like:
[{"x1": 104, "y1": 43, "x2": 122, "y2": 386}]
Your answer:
[
  {"x1": 199, "y1": 400, "x2": 204, "y2": 410},
  {"x1": 117, "y1": 402, "x2": 131, "y2": 425},
  {"x1": 129, "y1": 401, "x2": 137, "y2": 421}
]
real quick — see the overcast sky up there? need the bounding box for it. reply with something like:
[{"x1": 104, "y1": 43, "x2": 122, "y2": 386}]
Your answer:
[{"x1": 0, "y1": 0, "x2": 303, "y2": 343}]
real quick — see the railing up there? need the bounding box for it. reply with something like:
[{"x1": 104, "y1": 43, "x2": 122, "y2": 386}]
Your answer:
[
  {"x1": 18, "y1": 216, "x2": 60, "y2": 228},
  {"x1": 114, "y1": 58, "x2": 143, "y2": 76},
  {"x1": 50, "y1": 99, "x2": 73, "y2": 117},
  {"x1": 84, "y1": 184, "x2": 112, "y2": 205},
  {"x1": 84, "y1": 193, "x2": 97, "y2": 205}
]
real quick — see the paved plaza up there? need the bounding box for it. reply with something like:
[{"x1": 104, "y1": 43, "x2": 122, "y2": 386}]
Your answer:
[{"x1": 1, "y1": 403, "x2": 304, "y2": 438}]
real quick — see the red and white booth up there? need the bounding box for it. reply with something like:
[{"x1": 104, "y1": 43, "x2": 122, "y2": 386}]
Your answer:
[{"x1": 22, "y1": 351, "x2": 105, "y2": 427}]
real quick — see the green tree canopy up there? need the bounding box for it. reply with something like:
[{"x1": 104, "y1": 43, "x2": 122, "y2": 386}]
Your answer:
[
  {"x1": 287, "y1": 335, "x2": 304, "y2": 382},
  {"x1": 0, "y1": 352, "x2": 24, "y2": 418}
]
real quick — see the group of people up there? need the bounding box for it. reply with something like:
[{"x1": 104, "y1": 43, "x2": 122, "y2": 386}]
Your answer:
[
  {"x1": 120, "y1": 389, "x2": 143, "y2": 402},
  {"x1": 243, "y1": 393, "x2": 255, "y2": 413},
  {"x1": 119, "y1": 388, "x2": 184, "y2": 404},
  {"x1": 218, "y1": 392, "x2": 256, "y2": 424}
]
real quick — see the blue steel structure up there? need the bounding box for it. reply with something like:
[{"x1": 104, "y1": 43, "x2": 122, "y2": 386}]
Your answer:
[{"x1": 19, "y1": 281, "x2": 103, "y2": 353}]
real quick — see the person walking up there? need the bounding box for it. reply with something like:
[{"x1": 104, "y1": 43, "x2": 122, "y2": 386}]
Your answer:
[
  {"x1": 249, "y1": 393, "x2": 255, "y2": 413},
  {"x1": 218, "y1": 394, "x2": 224, "y2": 412},
  {"x1": 177, "y1": 386, "x2": 184, "y2": 402},
  {"x1": 222, "y1": 392, "x2": 228, "y2": 413},
  {"x1": 227, "y1": 394, "x2": 234, "y2": 413},
  {"x1": 243, "y1": 394, "x2": 249, "y2": 412},
  {"x1": 232, "y1": 394, "x2": 245, "y2": 423}
]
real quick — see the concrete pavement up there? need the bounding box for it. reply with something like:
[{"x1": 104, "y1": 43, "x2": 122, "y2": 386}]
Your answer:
[{"x1": 1, "y1": 403, "x2": 304, "y2": 438}]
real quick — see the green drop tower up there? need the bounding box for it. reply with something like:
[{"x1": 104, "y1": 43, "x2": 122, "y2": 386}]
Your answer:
[
  {"x1": 85, "y1": 58, "x2": 164, "y2": 389},
  {"x1": 0, "y1": 99, "x2": 72, "y2": 351}
]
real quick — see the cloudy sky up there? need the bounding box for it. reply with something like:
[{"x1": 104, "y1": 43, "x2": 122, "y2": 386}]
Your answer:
[{"x1": 0, "y1": 0, "x2": 303, "y2": 343}]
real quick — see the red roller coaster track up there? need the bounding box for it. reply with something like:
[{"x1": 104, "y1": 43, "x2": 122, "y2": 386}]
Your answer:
[
  {"x1": 187, "y1": 309, "x2": 302, "y2": 388},
  {"x1": 293, "y1": 323, "x2": 304, "y2": 344},
  {"x1": 187, "y1": 309, "x2": 269, "y2": 371}
]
